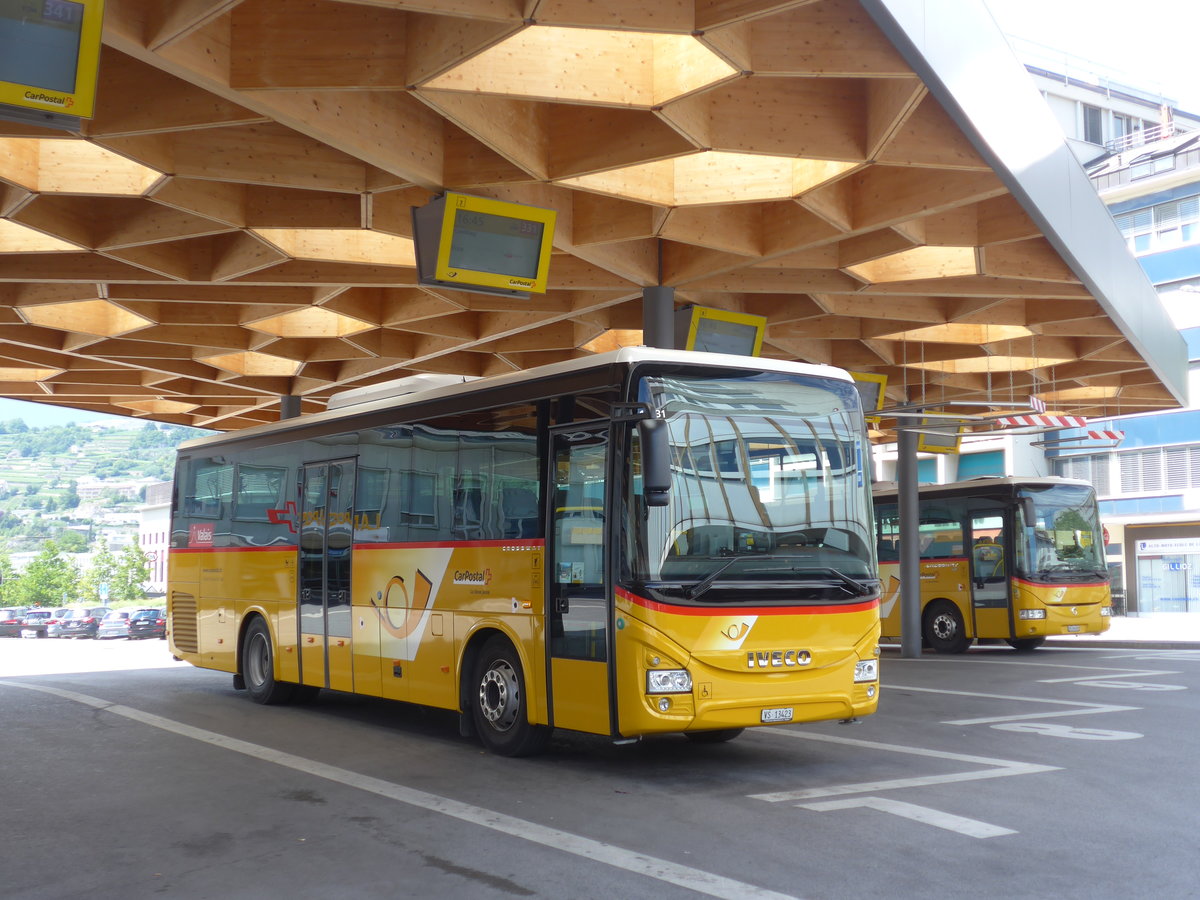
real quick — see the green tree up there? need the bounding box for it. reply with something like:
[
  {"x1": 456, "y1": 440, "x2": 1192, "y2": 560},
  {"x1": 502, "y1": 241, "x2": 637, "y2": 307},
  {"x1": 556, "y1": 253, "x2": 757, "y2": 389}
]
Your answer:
[
  {"x1": 56, "y1": 529, "x2": 87, "y2": 552},
  {"x1": 12, "y1": 541, "x2": 79, "y2": 608},
  {"x1": 0, "y1": 548, "x2": 17, "y2": 605},
  {"x1": 81, "y1": 538, "x2": 119, "y2": 605},
  {"x1": 114, "y1": 540, "x2": 150, "y2": 603}
]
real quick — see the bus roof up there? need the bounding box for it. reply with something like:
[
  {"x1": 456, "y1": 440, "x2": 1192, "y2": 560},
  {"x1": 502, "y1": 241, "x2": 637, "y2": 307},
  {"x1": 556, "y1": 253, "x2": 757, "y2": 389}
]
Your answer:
[
  {"x1": 871, "y1": 476, "x2": 1094, "y2": 499},
  {"x1": 179, "y1": 348, "x2": 853, "y2": 452}
]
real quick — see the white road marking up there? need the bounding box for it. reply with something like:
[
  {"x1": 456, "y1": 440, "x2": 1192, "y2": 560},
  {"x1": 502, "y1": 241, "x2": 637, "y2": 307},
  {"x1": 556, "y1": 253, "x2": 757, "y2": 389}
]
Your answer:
[
  {"x1": 750, "y1": 728, "x2": 1058, "y2": 802},
  {"x1": 888, "y1": 684, "x2": 1138, "y2": 726},
  {"x1": 1069, "y1": 681, "x2": 1185, "y2": 691},
  {"x1": 1, "y1": 681, "x2": 798, "y2": 900},
  {"x1": 798, "y1": 797, "x2": 1016, "y2": 838},
  {"x1": 990, "y1": 722, "x2": 1142, "y2": 740}
]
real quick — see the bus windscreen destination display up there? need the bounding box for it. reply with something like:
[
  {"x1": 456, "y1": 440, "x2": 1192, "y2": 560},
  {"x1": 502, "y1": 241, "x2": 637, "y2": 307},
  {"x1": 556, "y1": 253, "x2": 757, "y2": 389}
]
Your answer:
[
  {"x1": 448, "y1": 210, "x2": 544, "y2": 280},
  {"x1": 412, "y1": 192, "x2": 557, "y2": 299},
  {"x1": 0, "y1": 0, "x2": 102, "y2": 121}
]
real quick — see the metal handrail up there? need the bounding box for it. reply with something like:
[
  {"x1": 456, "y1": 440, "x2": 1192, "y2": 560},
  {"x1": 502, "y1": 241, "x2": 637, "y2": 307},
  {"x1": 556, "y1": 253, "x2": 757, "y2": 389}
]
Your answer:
[{"x1": 1105, "y1": 122, "x2": 1179, "y2": 153}]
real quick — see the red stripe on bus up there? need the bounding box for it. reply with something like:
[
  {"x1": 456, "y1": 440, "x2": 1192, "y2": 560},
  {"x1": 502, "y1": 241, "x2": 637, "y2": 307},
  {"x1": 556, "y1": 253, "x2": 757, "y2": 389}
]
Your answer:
[
  {"x1": 354, "y1": 540, "x2": 546, "y2": 551},
  {"x1": 616, "y1": 586, "x2": 878, "y2": 616},
  {"x1": 172, "y1": 539, "x2": 546, "y2": 554},
  {"x1": 1013, "y1": 576, "x2": 1109, "y2": 588},
  {"x1": 172, "y1": 545, "x2": 297, "y2": 553}
]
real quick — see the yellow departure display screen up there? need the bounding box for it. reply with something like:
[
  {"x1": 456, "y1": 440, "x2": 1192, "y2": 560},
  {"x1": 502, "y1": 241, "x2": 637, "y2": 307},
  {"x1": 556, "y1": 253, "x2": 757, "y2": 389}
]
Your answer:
[
  {"x1": 448, "y1": 210, "x2": 545, "y2": 280},
  {"x1": 413, "y1": 192, "x2": 557, "y2": 298},
  {"x1": 0, "y1": 0, "x2": 104, "y2": 119}
]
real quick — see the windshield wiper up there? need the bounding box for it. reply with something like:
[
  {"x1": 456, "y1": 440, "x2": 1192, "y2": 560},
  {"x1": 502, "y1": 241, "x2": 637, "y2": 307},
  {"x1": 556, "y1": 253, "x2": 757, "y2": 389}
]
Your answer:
[
  {"x1": 685, "y1": 555, "x2": 747, "y2": 600},
  {"x1": 684, "y1": 558, "x2": 873, "y2": 602},
  {"x1": 795, "y1": 566, "x2": 873, "y2": 597}
]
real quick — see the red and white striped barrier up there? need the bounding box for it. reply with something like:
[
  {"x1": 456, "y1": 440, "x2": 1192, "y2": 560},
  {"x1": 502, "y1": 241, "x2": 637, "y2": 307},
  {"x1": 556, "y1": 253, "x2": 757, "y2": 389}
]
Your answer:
[{"x1": 995, "y1": 414, "x2": 1089, "y2": 429}]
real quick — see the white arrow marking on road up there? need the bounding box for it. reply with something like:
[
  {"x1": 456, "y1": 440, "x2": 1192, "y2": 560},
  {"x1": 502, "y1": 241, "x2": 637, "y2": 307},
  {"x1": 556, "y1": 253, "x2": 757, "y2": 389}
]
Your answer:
[{"x1": 799, "y1": 796, "x2": 1016, "y2": 838}]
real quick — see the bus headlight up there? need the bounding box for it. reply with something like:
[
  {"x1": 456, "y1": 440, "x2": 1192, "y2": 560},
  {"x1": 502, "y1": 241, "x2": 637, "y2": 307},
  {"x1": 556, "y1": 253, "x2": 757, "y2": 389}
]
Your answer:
[
  {"x1": 1018, "y1": 609, "x2": 1047, "y2": 620},
  {"x1": 647, "y1": 669, "x2": 692, "y2": 694},
  {"x1": 854, "y1": 659, "x2": 878, "y2": 683},
  {"x1": 1101, "y1": 606, "x2": 1114, "y2": 617}
]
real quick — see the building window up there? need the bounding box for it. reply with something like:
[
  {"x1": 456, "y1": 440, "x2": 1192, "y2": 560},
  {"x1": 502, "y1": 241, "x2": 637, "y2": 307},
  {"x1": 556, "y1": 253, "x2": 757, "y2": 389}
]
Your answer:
[
  {"x1": 1115, "y1": 196, "x2": 1200, "y2": 254},
  {"x1": 1052, "y1": 454, "x2": 1110, "y2": 494},
  {"x1": 1114, "y1": 444, "x2": 1200, "y2": 493},
  {"x1": 1083, "y1": 104, "x2": 1103, "y2": 144},
  {"x1": 1130, "y1": 155, "x2": 1175, "y2": 180}
]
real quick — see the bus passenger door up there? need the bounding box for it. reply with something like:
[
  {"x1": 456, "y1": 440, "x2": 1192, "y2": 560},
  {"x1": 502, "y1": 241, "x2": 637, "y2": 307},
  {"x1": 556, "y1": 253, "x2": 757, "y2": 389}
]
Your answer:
[
  {"x1": 546, "y1": 427, "x2": 612, "y2": 736},
  {"x1": 298, "y1": 460, "x2": 356, "y2": 692},
  {"x1": 967, "y1": 513, "x2": 1009, "y2": 638}
]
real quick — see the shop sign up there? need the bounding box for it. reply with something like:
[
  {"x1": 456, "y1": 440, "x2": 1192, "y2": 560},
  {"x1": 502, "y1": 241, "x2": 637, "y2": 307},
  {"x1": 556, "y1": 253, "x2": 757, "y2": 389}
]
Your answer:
[{"x1": 1135, "y1": 538, "x2": 1200, "y2": 556}]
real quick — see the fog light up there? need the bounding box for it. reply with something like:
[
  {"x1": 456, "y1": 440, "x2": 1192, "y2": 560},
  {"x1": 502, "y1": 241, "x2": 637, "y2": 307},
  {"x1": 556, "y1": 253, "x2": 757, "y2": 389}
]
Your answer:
[
  {"x1": 1018, "y1": 609, "x2": 1047, "y2": 620},
  {"x1": 1101, "y1": 606, "x2": 1113, "y2": 617},
  {"x1": 854, "y1": 659, "x2": 878, "y2": 683},
  {"x1": 658, "y1": 697, "x2": 671, "y2": 712},
  {"x1": 867, "y1": 685, "x2": 876, "y2": 698},
  {"x1": 647, "y1": 669, "x2": 692, "y2": 693}
]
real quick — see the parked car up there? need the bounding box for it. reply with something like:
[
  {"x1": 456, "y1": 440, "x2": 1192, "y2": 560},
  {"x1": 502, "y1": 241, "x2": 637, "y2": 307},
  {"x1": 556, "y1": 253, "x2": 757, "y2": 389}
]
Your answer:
[
  {"x1": 44, "y1": 609, "x2": 74, "y2": 639},
  {"x1": 0, "y1": 607, "x2": 30, "y2": 638},
  {"x1": 127, "y1": 608, "x2": 166, "y2": 640},
  {"x1": 20, "y1": 608, "x2": 70, "y2": 639},
  {"x1": 58, "y1": 607, "x2": 112, "y2": 639},
  {"x1": 96, "y1": 609, "x2": 133, "y2": 640}
]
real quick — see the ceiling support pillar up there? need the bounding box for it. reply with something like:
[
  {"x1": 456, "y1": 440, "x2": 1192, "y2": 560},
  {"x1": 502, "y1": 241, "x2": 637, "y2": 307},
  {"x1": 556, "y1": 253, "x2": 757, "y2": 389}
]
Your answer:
[
  {"x1": 280, "y1": 395, "x2": 301, "y2": 420},
  {"x1": 897, "y1": 417, "x2": 923, "y2": 659},
  {"x1": 643, "y1": 286, "x2": 675, "y2": 350}
]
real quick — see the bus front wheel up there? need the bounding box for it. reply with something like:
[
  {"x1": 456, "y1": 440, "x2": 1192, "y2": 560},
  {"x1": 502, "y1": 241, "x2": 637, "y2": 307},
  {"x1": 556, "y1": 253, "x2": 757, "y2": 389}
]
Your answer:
[
  {"x1": 923, "y1": 601, "x2": 971, "y2": 654},
  {"x1": 471, "y1": 636, "x2": 550, "y2": 757},
  {"x1": 241, "y1": 618, "x2": 296, "y2": 705}
]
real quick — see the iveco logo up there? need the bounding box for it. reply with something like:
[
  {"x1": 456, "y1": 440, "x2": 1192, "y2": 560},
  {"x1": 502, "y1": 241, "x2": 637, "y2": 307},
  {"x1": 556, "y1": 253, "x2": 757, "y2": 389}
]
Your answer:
[{"x1": 747, "y1": 649, "x2": 812, "y2": 668}]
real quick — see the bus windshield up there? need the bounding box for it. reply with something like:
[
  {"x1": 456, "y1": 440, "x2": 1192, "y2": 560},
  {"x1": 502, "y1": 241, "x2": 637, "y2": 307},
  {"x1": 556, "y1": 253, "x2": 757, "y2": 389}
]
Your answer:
[
  {"x1": 1018, "y1": 482, "x2": 1108, "y2": 581},
  {"x1": 627, "y1": 371, "x2": 876, "y2": 603}
]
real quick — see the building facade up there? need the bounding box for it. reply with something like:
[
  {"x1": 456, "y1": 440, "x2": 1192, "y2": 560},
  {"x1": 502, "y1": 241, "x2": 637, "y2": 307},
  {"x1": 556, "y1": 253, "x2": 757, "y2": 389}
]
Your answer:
[{"x1": 875, "y1": 42, "x2": 1200, "y2": 616}]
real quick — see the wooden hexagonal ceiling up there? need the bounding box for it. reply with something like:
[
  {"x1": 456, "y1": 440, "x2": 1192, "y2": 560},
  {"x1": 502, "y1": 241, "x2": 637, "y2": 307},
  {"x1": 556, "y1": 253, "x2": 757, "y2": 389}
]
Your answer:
[{"x1": 0, "y1": 0, "x2": 1185, "y2": 431}]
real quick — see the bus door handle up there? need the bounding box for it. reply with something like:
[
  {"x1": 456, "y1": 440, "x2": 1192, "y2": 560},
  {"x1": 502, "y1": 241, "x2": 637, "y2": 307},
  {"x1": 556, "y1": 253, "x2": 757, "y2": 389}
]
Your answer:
[{"x1": 554, "y1": 595, "x2": 570, "y2": 614}]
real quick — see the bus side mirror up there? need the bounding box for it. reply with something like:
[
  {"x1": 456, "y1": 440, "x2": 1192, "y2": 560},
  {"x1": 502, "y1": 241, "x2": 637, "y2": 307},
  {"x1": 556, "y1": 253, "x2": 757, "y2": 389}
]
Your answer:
[
  {"x1": 638, "y1": 419, "x2": 671, "y2": 507},
  {"x1": 1019, "y1": 496, "x2": 1036, "y2": 527}
]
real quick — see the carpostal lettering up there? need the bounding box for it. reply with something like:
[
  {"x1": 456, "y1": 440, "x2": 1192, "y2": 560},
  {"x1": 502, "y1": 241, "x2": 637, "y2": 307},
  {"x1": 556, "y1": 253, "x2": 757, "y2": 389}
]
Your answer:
[
  {"x1": 24, "y1": 90, "x2": 70, "y2": 107},
  {"x1": 747, "y1": 649, "x2": 812, "y2": 668},
  {"x1": 453, "y1": 569, "x2": 491, "y2": 586},
  {"x1": 507, "y1": 278, "x2": 535, "y2": 288}
]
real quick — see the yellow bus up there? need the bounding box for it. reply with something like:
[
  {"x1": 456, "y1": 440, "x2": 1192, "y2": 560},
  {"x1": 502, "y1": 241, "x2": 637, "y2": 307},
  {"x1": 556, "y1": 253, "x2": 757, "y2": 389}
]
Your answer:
[
  {"x1": 168, "y1": 348, "x2": 881, "y2": 755},
  {"x1": 873, "y1": 477, "x2": 1112, "y2": 653}
]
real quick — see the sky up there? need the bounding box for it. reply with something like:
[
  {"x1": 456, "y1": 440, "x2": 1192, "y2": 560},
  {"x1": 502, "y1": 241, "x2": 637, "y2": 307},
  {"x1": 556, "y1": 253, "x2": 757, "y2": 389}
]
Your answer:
[
  {"x1": 982, "y1": 0, "x2": 1200, "y2": 114},
  {"x1": 0, "y1": 397, "x2": 132, "y2": 429}
]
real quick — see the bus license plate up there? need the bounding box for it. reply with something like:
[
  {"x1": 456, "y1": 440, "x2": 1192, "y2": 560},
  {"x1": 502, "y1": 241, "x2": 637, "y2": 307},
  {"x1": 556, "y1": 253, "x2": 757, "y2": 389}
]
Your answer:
[
  {"x1": 1067, "y1": 625, "x2": 1082, "y2": 633},
  {"x1": 761, "y1": 707, "x2": 793, "y2": 723}
]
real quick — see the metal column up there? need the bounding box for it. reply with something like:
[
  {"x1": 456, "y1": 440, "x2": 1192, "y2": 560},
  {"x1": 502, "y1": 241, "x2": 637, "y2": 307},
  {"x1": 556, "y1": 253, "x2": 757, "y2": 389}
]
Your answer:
[
  {"x1": 642, "y1": 286, "x2": 675, "y2": 349},
  {"x1": 280, "y1": 395, "x2": 301, "y2": 420},
  {"x1": 897, "y1": 418, "x2": 922, "y2": 658}
]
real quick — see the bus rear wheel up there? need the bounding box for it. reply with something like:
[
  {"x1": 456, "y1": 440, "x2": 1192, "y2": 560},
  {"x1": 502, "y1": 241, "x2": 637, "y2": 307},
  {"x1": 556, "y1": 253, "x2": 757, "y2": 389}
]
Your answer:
[
  {"x1": 241, "y1": 618, "x2": 296, "y2": 705},
  {"x1": 471, "y1": 636, "x2": 550, "y2": 757},
  {"x1": 923, "y1": 600, "x2": 971, "y2": 654},
  {"x1": 1006, "y1": 637, "x2": 1046, "y2": 651}
]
